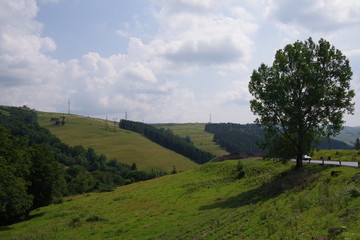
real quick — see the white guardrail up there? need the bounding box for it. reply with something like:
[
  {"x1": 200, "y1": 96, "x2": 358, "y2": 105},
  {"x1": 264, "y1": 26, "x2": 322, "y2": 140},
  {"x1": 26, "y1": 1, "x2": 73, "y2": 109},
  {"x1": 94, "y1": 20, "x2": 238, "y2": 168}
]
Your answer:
[{"x1": 301, "y1": 159, "x2": 360, "y2": 168}]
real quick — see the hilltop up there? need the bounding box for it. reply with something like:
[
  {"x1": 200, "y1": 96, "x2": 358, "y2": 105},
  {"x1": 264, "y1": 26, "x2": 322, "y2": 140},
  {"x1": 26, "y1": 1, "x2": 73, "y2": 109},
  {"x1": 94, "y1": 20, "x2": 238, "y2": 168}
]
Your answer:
[
  {"x1": 37, "y1": 112, "x2": 198, "y2": 172},
  {"x1": 1, "y1": 159, "x2": 359, "y2": 239}
]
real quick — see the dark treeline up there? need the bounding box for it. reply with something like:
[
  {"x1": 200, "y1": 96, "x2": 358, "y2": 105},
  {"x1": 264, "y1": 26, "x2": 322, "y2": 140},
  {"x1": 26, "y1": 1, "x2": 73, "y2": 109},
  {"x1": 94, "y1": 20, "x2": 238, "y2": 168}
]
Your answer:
[
  {"x1": 205, "y1": 123, "x2": 264, "y2": 153},
  {"x1": 205, "y1": 123, "x2": 353, "y2": 154},
  {"x1": 119, "y1": 120, "x2": 215, "y2": 164},
  {"x1": 0, "y1": 106, "x2": 165, "y2": 226}
]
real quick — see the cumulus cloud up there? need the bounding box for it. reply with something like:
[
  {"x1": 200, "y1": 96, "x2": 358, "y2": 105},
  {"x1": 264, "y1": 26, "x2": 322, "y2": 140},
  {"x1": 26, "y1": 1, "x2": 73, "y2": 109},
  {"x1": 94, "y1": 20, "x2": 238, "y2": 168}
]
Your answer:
[
  {"x1": 146, "y1": 2, "x2": 258, "y2": 72},
  {"x1": 0, "y1": 0, "x2": 61, "y2": 88},
  {"x1": 0, "y1": 0, "x2": 167, "y2": 119},
  {"x1": 153, "y1": 0, "x2": 219, "y2": 14},
  {"x1": 266, "y1": 0, "x2": 360, "y2": 32}
]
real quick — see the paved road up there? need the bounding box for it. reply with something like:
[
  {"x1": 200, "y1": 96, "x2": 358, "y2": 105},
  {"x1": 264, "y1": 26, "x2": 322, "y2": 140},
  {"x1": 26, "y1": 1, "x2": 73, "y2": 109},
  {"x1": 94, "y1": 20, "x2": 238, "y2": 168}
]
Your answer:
[{"x1": 290, "y1": 159, "x2": 360, "y2": 168}]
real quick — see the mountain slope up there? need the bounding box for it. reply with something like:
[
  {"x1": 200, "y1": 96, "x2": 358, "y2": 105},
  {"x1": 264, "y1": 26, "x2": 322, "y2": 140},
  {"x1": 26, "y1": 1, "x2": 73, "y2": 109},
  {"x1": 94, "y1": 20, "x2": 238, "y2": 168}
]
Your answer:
[
  {"x1": 37, "y1": 112, "x2": 198, "y2": 172},
  {"x1": 1, "y1": 159, "x2": 359, "y2": 239}
]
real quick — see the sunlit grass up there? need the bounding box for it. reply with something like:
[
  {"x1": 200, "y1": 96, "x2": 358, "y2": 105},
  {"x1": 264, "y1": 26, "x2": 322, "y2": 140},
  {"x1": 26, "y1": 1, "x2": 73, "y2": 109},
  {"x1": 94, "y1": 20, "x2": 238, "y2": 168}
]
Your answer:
[
  {"x1": 312, "y1": 149, "x2": 360, "y2": 162},
  {"x1": 37, "y1": 112, "x2": 198, "y2": 172},
  {"x1": 153, "y1": 123, "x2": 228, "y2": 157},
  {"x1": 1, "y1": 159, "x2": 359, "y2": 239}
]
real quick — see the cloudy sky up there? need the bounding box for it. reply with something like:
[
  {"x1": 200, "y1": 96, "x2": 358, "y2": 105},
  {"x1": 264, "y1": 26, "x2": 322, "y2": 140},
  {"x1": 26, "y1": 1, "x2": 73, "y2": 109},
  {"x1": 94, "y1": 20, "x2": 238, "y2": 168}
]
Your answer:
[{"x1": 1, "y1": 0, "x2": 359, "y2": 125}]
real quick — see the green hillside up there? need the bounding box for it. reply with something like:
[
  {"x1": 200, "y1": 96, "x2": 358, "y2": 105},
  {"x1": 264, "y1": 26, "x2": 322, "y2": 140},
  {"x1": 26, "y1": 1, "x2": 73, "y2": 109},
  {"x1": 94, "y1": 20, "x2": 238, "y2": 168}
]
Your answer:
[
  {"x1": 312, "y1": 149, "x2": 360, "y2": 162},
  {"x1": 1, "y1": 159, "x2": 359, "y2": 239},
  {"x1": 37, "y1": 112, "x2": 198, "y2": 172},
  {"x1": 153, "y1": 123, "x2": 228, "y2": 157},
  {"x1": 334, "y1": 126, "x2": 360, "y2": 146}
]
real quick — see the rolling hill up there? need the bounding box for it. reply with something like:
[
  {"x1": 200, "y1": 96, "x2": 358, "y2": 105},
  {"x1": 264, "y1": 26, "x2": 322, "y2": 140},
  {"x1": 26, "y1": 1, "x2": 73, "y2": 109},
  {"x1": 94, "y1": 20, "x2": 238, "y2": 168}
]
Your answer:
[
  {"x1": 37, "y1": 112, "x2": 198, "y2": 172},
  {"x1": 152, "y1": 123, "x2": 228, "y2": 157},
  {"x1": 1, "y1": 159, "x2": 359, "y2": 239},
  {"x1": 334, "y1": 126, "x2": 360, "y2": 146}
]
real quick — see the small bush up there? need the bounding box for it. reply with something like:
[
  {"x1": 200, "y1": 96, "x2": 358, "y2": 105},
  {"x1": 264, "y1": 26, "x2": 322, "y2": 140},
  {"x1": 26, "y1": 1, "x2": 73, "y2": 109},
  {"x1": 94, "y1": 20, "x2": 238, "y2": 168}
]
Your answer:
[
  {"x1": 331, "y1": 171, "x2": 342, "y2": 177},
  {"x1": 348, "y1": 187, "x2": 360, "y2": 198},
  {"x1": 233, "y1": 161, "x2": 245, "y2": 179},
  {"x1": 68, "y1": 217, "x2": 82, "y2": 228},
  {"x1": 328, "y1": 226, "x2": 346, "y2": 237},
  {"x1": 85, "y1": 215, "x2": 107, "y2": 222},
  {"x1": 52, "y1": 197, "x2": 63, "y2": 204}
]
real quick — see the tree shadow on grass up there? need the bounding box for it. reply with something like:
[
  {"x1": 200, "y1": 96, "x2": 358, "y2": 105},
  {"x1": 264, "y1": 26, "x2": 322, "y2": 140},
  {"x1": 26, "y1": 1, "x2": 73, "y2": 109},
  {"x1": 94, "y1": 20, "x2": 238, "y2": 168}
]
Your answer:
[
  {"x1": 0, "y1": 212, "x2": 45, "y2": 231},
  {"x1": 199, "y1": 164, "x2": 326, "y2": 210},
  {"x1": 0, "y1": 226, "x2": 13, "y2": 232}
]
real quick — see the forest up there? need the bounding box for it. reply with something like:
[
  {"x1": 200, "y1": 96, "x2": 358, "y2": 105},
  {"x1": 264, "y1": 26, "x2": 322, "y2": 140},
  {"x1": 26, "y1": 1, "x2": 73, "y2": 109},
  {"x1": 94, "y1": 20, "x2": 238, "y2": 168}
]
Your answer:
[
  {"x1": 119, "y1": 119, "x2": 215, "y2": 164},
  {"x1": 205, "y1": 123, "x2": 353, "y2": 154},
  {"x1": 0, "y1": 106, "x2": 165, "y2": 225}
]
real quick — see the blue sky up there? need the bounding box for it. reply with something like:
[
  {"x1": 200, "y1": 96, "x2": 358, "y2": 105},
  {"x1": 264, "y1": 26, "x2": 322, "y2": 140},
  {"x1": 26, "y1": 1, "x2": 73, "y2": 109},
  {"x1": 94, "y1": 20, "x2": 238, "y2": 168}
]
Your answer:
[{"x1": 1, "y1": 0, "x2": 360, "y2": 126}]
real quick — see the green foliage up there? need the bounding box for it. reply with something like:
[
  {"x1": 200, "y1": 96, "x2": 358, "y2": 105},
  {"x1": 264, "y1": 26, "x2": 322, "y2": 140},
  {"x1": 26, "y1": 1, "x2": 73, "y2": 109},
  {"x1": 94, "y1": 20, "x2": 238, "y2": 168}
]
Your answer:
[
  {"x1": 249, "y1": 38, "x2": 355, "y2": 167},
  {"x1": 0, "y1": 163, "x2": 33, "y2": 225},
  {"x1": 0, "y1": 125, "x2": 64, "y2": 225},
  {"x1": 85, "y1": 215, "x2": 107, "y2": 223},
  {"x1": 205, "y1": 123, "x2": 264, "y2": 153},
  {"x1": 171, "y1": 165, "x2": 177, "y2": 174},
  {"x1": 153, "y1": 123, "x2": 228, "y2": 157},
  {"x1": 205, "y1": 123, "x2": 351, "y2": 155},
  {"x1": 233, "y1": 160, "x2": 245, "y2": 179},
  {"x1": 120, "y1": 119, "x2": 215, "y2": 164},
  {"x1": 0, "y1": 106, "x2": 168, "y2": 225}
]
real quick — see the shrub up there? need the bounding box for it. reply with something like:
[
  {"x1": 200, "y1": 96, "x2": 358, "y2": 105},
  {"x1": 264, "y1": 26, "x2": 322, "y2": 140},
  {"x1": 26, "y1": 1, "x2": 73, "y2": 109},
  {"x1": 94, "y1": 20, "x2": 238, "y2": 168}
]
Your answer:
[
  {"x1": 85, "y1": 215, "x2": 107, "y2": 222},
  {"x1": 348, "y1": 186, "x2": 360, "y2": 198},
  {"x1": 233, "y1": 161, "x2": 245, "y2": 179},
  {"x1": 68, "y1": 217, "x2": 82, "y2": 228}
]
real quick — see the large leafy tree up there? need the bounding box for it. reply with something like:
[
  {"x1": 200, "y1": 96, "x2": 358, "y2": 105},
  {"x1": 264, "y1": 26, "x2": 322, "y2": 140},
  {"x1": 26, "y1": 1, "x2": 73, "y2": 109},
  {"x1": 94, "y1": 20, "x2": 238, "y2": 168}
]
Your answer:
[{"x1": 248, "y1": 38, "x2": 355, "y2": 168}]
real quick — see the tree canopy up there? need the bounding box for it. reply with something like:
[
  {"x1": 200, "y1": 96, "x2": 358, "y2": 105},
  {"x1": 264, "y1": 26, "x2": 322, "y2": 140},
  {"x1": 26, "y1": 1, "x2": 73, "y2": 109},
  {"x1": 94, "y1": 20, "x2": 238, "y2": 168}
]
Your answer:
[{"x1": 248, "y1": 38, "x2": 355, "y2": 168}]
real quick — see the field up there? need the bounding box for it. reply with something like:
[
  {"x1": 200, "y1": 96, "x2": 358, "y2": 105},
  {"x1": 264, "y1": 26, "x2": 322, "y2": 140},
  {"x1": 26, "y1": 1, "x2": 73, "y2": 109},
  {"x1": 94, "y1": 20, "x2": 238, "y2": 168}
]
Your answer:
[
  {"x1": 1, "y1": 159, "x2": 359, "y2": 239},
  {"x1": 312, "y1": 149, "x2": 360, "y2": 162},
  {"x1": 153, "y1": 123, "x2": 228, "y2": 157},
  {"x1": 37, "y1": 112, "x2": 198, "y2": 172}
]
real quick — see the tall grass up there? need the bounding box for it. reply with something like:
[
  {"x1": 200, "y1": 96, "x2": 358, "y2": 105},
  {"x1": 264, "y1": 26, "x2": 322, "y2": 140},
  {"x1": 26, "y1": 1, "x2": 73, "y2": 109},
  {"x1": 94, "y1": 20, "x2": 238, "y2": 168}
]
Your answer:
[{"x1": 1, "y1": 159, "x2": 359, "y2": 239}]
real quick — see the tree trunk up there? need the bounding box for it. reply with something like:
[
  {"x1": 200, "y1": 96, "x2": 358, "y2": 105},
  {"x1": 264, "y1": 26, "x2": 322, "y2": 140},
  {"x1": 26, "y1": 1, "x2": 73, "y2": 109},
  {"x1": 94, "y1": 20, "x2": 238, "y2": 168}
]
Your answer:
[{"x1": 296, "y1": 154, "x2": 303, "y2": 169}]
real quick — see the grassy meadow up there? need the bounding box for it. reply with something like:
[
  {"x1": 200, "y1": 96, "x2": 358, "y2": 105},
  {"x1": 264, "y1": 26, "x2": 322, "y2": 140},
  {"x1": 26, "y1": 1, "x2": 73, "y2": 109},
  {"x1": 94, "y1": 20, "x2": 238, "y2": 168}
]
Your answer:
[
  {"x1": 1, "y1": 159, "x2": 359, "y2": 239},
  {"x1": 37, "y1": 112, "x2": 198, "y2": 172},
  {"x1": 153, "y1": 123, "x2": 228, "y2": 157},
  {"x1": 312, "y1": 149, "x2": 360, "y2": 162}
]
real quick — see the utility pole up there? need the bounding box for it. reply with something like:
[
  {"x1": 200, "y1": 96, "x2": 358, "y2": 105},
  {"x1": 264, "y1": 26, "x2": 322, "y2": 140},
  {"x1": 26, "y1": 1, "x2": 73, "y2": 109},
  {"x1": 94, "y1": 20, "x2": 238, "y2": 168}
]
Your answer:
[
  {"x1": 113, "y1": 118, "x2": 117, "y2": 130},
  {"x1": 68, "y1": 99, "x2": 70, "y2": 114},
  {"x1": 209, "y1": 113, "x2": 212, "y2": 123},
  {"x1": 125, "y1": 111, "x2": 128, "y2": 120}
]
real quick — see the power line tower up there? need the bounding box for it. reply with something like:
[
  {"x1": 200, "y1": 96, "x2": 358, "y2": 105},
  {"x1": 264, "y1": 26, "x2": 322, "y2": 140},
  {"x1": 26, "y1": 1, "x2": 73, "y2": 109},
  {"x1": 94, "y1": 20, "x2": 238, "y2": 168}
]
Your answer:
[{"x1": 125, "y1": 111, "x2": 128, "y2": 120}]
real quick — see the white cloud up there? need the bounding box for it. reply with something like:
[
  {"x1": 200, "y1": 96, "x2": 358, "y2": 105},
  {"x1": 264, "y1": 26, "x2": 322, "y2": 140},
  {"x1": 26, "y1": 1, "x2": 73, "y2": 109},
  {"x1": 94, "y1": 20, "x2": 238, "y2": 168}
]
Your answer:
[
  {"x1": 2, "y1": 0, "x2": 357, "y2": 125},
  {"x1": 116, "y1": 29, "x2": 130, "y2": 38},
  {"x1": 344, "y1": 48, "x2": 360, "y2": 57},
  {"x1": 266, "y1": 0, "x2": 360, "y2": 32},
  {"x1": 147, "y1": 2, "x2": 258, "y2": 72},
  {"x1": 153, "y1": 0, "x2": 219, "y2": 14},
  {"x1": 0, "y1": 0, "x2": 60, "y2": 87}
]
